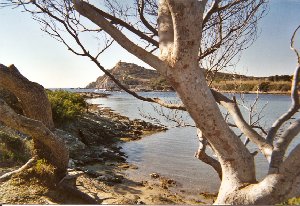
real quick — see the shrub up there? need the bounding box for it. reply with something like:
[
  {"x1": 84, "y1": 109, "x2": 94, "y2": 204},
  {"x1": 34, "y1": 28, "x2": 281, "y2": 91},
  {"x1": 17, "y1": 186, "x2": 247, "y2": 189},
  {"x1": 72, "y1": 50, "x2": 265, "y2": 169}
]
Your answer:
[
  {"x1": 258, "y1": 82, "x2": 270, "y2": 92},
  {"x1": 237, "y1": 83, "x2": 256, "y2": 92},
  {"x1": 217, "y1": 83, "x2": 235, "y2": 91},
  {"x1": 279, "y1": 84, "x2": 291, "y2": 91},
  {"x1": 18, "y1": 158, "x2": 57, "y2": 186},
  {"x1": 47, "y1": 90, "x2": 87, "y2": 124},
  {"x1": 281, "y1": 197, "x2": 300, "y2": 205},
  {"x1": 35, "y1": 159, "x2": 55, "y2": 177}
]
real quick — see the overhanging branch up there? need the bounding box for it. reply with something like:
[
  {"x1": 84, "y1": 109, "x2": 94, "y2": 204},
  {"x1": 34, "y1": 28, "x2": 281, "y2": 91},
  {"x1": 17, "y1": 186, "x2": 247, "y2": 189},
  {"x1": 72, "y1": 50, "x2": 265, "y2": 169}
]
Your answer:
[{"x1": 73, "y1": 0, "x2": 166, "y2": 73}]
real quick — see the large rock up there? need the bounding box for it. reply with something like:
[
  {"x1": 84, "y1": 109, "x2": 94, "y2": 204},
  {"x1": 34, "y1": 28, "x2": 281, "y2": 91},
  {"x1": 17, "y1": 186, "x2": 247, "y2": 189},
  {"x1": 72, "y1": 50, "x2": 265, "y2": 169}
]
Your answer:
[{"x1": 0, "y1": 88, "x2": 23, "y2": 114}]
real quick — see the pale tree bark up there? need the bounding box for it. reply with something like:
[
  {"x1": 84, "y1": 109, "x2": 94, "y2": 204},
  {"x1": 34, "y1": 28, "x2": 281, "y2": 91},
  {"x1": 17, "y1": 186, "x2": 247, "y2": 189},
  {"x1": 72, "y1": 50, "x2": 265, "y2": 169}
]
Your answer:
[
  {"x1": 72, "y1": 1, "x2": 300, "y2": 203},
  {"x1": 195, "y1": 129, "x2": 222, "y2": 179},
  {"x1": 0, "y1": 64, "x2": 69, "y2": 179}
]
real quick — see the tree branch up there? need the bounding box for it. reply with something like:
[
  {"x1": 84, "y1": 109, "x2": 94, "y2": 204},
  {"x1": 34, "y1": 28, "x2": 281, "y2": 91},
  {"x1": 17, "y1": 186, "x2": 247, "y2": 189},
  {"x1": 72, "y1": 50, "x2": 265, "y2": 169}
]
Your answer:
[
  {"x1": 167, "y1": 0, "x2": 206, "y2": 63},
  {"x1": 73, "y1": 0, "x2": 166, "y2": 73},
  {"x1": 269, "y1": 119, "x2": 300, "y2": 174},
  {"x1": 291, "y1": 24, "x2": 300, "y2": 61},
  {"x1": 195, "y1": 129, "x2": 222, "y2": 179},
  {"x1": 202, "y1": 0, "x2": 220, "y2": 27},
  {"x1": 0, "y1": 156, "x2": 37, "y2": 182},
  {"x1": 211, "y1": 89, "x2": 273, "y2": 160},
  {"x1": 137, "y1": 0, "x2": 158, "y2": 36},
  {"x1": 0, "y1": 64, "x2": 54, "y2": 129},
  {"x1": 158, "y1": 0, "x2": 174, "y2": 62},
  {"x1": 84, "y1": 2, "x2": 158, "y2": 47},
  {"x1": 266, "y1": 26, "x2": 300, "y2": 143},
  {"x1": 0, "y1": 98, "x2": 69, "y2": 174},
  {"x1": 29, "y1": 1, "x2": 184, "y2": 112}
]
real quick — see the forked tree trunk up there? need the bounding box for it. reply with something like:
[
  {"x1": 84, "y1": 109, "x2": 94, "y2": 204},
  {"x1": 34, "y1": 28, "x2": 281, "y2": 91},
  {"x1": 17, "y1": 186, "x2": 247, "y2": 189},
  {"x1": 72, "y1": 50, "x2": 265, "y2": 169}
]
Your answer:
[
  {"x1": 0, "y1": 64, "x2": 68, "y2": 178},
  {"x1": 156, "y1": 1, "x2": 300, "y2": 204},
  {"x1": 67, "y1": 0, "x2": 300, "y2": 203}
]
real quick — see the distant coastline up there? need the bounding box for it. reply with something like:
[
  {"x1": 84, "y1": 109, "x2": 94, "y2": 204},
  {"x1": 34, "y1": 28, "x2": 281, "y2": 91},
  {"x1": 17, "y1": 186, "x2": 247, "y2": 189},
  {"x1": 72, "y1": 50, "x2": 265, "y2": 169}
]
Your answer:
[
  {"x1": 50, "y1": 87, "x2": 293, "y2": 96},
  {"x1": 85, "y1": 61, "x2": 293, "y2": 95}
]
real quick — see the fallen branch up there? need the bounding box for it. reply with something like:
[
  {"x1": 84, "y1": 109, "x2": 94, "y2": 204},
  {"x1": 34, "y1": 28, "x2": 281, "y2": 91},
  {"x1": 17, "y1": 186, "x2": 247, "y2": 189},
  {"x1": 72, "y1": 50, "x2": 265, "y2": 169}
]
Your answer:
[{"x1": 0, "y1": 157, "x2": 37, "y2": 182}]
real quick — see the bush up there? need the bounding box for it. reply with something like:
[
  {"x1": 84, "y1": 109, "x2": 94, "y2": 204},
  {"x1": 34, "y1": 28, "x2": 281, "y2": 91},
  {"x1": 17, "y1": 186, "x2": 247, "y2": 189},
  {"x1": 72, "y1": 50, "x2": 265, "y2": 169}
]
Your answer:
[
  {"x1": 281, "y1": 197, "x2": 300, "y2": 205},
  {"x1": 217, "y1": 83, "x2": 235, "y2": 91},
  {"x1": 258, "y1": 82, "x2": 270, "y2": 92},
  {"x1": 18, "y1": 158, "x2": 57, "y2": 186},
  {"x1": 237, "y1": 83, "x2": 256, "y2": 92},
  {"x1": 268, "y1": 83, "x2": 291, "y2": 92},
  {"x1": 47, "y1": 90, "x2": 87, "y2": 124},
  {"x1": 34, "y1": 159, "x2": 55, "y2": 177},
  {"x1": 279, "y1": 84, "x2": 291, "y2": 91}
]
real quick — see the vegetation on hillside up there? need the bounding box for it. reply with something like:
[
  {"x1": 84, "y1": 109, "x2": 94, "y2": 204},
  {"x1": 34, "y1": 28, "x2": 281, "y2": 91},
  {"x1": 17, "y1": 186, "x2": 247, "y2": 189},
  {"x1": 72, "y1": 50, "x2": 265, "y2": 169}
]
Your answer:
[{"x1": 212, "y1": 80, "x2": 291, "y2": 92}]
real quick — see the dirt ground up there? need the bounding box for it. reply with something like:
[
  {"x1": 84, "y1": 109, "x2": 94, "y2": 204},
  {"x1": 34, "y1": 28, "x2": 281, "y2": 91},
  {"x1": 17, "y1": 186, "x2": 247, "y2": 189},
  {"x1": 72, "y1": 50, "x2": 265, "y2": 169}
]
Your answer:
[{"x1": 0, "y1": 160, "x2": 215, "y2": 204}]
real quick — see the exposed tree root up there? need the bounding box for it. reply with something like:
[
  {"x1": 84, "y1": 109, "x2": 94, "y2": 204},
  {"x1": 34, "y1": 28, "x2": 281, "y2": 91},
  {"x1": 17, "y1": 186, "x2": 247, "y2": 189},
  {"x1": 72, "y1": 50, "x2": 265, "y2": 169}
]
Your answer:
[{"x1": 56, "y1": 171, "x2": 100, "y2": 204}]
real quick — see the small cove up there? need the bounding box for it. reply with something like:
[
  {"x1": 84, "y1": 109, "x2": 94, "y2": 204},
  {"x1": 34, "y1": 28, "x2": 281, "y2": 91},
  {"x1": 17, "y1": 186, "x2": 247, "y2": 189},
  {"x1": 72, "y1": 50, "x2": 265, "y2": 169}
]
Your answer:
[{"x1": 88, "y1": 91, "x2": 300, "y2": 195}]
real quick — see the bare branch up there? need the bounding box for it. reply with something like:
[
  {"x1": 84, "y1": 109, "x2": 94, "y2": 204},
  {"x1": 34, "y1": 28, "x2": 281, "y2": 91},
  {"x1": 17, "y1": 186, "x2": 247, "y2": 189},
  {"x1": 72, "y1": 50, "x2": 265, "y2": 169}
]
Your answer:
[
  {"x1": 202, "y1": 0, "x2": 220, "y2": 27},
  {"x1": 158, "y1": 0, "x2": 174, "y2": 61},
  {"x1": 291, "y1": 24, "x2": 300, "y2": 61},
  {"x1": 95, "y1": 38, "x2": 114, "y2": 59},
  {"x1": 211, "y1": 89, "x2": 273, "y2": 160},
  {"x1": 0, "y1": 64, "x2": 54, "y2": 129},
  {"x1": 17, "y1": 1, "x2": 185, "y2": 112},
  {"x1": 84, "y1": 2, "x2": 158, "y2": 47},
  {"x1": 266, "y1": 66, "x2": 300, "y2": 143},
  {"x1": 140, "y1": 104, "x2": 192, "y2": 127},
  {"x1": 137, "y1": 0, "x2": 158, "y2": 36},
  {"x1": 195, "y1": 129, "x2": 222, "y2": 179},
  {"x1": 73, "y1": 0, "x2": 165, "y2": 73},
  {"x1": 0, "y1": 156, "x2": 37, "y2": 182},
  {"x1": 269, "y1": 119, "x2": 300, "y2": 174}
]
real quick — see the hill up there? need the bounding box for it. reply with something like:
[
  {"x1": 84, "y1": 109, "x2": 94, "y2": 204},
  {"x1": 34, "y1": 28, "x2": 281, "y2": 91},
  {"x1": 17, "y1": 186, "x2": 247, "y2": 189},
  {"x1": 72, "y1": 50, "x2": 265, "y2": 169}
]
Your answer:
[
  {"x1": 86, "y1": 61, "x2": 292, "y2": 93},
  {"x1": 86, "y1": 61, "x2": 173, "y2": 91}
]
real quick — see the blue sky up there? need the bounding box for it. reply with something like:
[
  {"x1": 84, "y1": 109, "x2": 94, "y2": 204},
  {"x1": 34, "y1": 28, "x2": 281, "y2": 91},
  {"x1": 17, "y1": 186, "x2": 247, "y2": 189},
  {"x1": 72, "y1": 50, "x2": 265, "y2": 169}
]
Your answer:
[{"x1": 0, "y1": 0, "x2": 300, "y2": 88}]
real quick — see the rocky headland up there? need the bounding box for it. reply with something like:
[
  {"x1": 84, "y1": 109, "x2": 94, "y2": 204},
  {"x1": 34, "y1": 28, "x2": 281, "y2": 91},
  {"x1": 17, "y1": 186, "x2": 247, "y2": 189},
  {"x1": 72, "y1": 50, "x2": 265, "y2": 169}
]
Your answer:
[{"x1": 86, "y1": 61, "x2": 173, "y2": 91}]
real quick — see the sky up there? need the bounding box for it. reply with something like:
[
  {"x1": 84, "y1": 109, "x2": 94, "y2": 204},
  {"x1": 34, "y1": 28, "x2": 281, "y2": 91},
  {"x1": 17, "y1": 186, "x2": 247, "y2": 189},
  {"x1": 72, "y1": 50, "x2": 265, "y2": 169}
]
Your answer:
[{"x1": 0, "y1": 0, "x2": 300, "y2": 88}]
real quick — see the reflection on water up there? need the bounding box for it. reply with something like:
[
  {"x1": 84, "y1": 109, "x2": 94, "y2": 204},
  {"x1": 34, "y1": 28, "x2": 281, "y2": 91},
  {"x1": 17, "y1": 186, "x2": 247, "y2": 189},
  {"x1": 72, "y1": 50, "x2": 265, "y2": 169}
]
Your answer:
[{"x1": 90, "y1": 92, "x2": 299, "y2": 194}]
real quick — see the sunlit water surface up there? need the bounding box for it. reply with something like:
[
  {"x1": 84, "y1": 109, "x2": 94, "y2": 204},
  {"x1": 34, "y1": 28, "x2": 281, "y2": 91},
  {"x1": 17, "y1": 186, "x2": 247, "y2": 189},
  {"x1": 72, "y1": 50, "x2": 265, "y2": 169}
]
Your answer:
[{"x1": 87, "y1": 91, "x2": 299, "y2": 194}]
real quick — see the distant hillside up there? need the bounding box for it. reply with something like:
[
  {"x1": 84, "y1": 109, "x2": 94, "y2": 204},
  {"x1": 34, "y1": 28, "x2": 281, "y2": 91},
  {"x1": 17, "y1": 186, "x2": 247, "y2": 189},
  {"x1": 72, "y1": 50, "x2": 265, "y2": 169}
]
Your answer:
[
  {"x1": 86, "y1": 61, "x2": 293, "y2": 93},
  {"x1": 86, "y1": 61, "x2": 173, "y2": 91}
]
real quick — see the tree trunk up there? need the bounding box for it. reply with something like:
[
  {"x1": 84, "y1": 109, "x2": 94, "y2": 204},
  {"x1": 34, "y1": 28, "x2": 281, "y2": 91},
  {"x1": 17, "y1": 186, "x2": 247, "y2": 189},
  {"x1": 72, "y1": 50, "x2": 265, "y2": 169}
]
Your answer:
[
  {"x1": 0, "y1": 64, "x2": 54, "y2": 128},
  {"x1": 69, "y1": 0, "x2": 300, "y2": 203},
  {"x1": 0, "y1": 64, "x2": 68, "y2": 178},
  {"x1": 157, "y1": 1, "x2": 257, "y2": 202}
]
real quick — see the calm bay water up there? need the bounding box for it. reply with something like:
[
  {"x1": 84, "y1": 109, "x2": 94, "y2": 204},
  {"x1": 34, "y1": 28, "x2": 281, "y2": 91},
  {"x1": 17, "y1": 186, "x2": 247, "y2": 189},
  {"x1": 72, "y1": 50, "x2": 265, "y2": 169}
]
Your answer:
[{"x1": 88, "y1": 91, "x2": 299, "y2": 194}]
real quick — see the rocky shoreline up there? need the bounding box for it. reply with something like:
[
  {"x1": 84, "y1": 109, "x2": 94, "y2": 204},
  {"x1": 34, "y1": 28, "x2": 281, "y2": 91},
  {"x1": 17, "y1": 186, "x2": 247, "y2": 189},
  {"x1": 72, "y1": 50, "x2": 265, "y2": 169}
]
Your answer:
[
  {"x1": 59, "y1": 103, "x2": 167, "y2": 167},
  {"x1": 77, "y1": 92, "x2": 111, "y2": 99}
]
